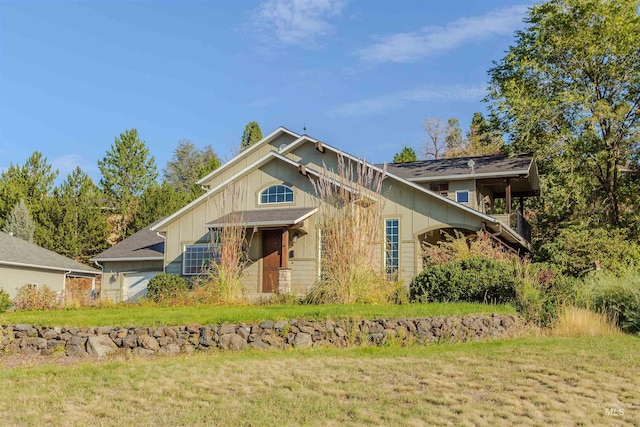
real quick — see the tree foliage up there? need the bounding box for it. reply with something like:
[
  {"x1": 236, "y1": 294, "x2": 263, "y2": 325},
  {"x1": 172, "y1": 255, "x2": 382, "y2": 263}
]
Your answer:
[
  {"x1": 487, "y1": 0, "x2": 640, "y2": 228},
  {"x1": 163, "y1": 140, "x2": 221, "y2": 195},
  {"x1": 240, "y1": 121, "x2": 263, "y2": 150},
  {"x1": 98, "y1": 129, "x2": 158, "y2": 240},
  {"x1": 38, "y1": 167, "x2": 108, "y2": 263},
  {"x1": 2, "y1": 199, "x2": 35, "y2": 243},
  {"x1": 392, "y1": 145, "x2": 418, "y2": 163},
  {"x1": 131, "y1": 181, "x2": 190, "y2": 232}
]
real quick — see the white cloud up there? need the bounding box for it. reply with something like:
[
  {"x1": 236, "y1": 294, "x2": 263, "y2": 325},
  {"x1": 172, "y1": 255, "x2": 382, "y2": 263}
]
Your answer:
[
  {"x1": 252, "y1": 0, "x2": 347, "y2": 46},
  {"x1": 331, "y1": 84, "x2": 486, "y2": 117},
  {"x1": 357, "y1": 4, "x2": 529, "y2": 63}
]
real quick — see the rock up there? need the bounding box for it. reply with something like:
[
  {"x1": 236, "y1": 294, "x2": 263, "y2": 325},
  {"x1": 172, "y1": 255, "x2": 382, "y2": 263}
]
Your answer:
[
  {"x1": 68, "y1": 336, "x2": 87, "y2": 347},
  {"x1": 218, "y1": 324, "x2": 236, "y2": 335},
  {"x1": 164, "y1": 327, "x2": 178, "y2": 339},
  {"x1": 259, "y1": 320, "x2": 274, "y2": 329},
  {"x1": 41, "y1": 329, "x2": 58, "y2": 340},
  {"x1": 87, "y1": 335, "x2": 118, "y2": 357},
  {"x1": 274, "y1": 320, "x2": 288, "y2": 331},
  {"x1": 292, "y1": 332, "x2": 313, "y2": 348},
  {"x1": 186, "y1": 324, "x2": 201, "y2": 333},
  {"x1": 250, "y1": 340, "x2": 268, "y2": 349},
  {"x1": 159, "y1": 343, "x2": 181, "y2": 356},
  {"x1": 133, "y1": 347, "x2": 156, "y2": 357},
  {"x1": 237, "y1": 326, "x2": 250, "y2": 339},
  {"x1": 298, "y1": 325, "x2": 315, "y2": 334},
  {"x1": 29, "y1": 337, "x2": 48, "y2": 349},
  {"x1": 123, "y1": 335, "x2": 138, "y2": 348},
  {"x1": 14, "y1": 324, "x2": 33, "y2": 332},
  {"x1": 220, "y1": 334, "x2": 246, "y2": 351},
  {"x1": 66, "y1": 344, "x2": 87, "y2": 357},
  {"x1": 96, "y1": 326, "x2": 113, "y2": 335},
  {"x1": 199, "y1": 329, "x2": 213, "y2": 347},
  {"x1": 140, "y1": 335, "x2": 160, "y2": 352}
]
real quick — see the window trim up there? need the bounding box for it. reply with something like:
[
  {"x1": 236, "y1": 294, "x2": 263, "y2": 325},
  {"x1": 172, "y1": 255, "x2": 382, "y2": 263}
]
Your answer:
[
  {"x1": 456, "y1": 190, "x2": 470, "y2": 204},
  {"x1": 182, "y1": 243, "x2": 219, "y2": 276},
  {"x1": 259, "y1": 184, "x2": 294, "y2": 205},
  {"x1": 384, "y1": 218, "x2": 400, "y2": 277}
]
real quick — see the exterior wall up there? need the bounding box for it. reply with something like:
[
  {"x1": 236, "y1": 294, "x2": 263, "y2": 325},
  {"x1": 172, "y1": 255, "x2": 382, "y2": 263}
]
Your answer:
[
  {"x1": 100, "y1": 260, "x2": 163, "y2": 302},
  {"x1": 0, "y1": 265, "x2": 65, "y2": 299}
]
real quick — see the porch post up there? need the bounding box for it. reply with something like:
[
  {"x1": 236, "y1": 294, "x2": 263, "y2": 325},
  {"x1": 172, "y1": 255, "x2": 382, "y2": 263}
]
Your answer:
[
  {"x1": 281, "y1": 227, "x2": 289, "y2": 268},
  {"x1": 519, "y1": 195, "x2": 524, "y2": 214},
  {"x1": 505, "y1": 178, "x2": 512, "y2": 214}
]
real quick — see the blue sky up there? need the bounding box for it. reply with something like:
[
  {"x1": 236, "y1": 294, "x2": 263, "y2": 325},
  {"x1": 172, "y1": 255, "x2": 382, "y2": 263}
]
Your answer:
[{"x1": 0, "y1": 0, "x2": 534, "y2": 183}]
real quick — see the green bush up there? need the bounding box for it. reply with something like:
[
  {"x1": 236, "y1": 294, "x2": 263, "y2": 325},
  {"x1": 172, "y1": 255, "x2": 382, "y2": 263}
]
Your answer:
[
  {"x1": 410, "y1": 258, "x2": 519, "y2": 304},
  {"x1": 12, "y1": 285, "x2": 60, "y2": 311},
  {"x1": 581, "y1": 269, "x2": 640, "y2": 334},
  {"x1": 0, "y1": 289, "x2": 11, "y2": 312},
  {"x1": 536, "y1": 226, "x2": 640, "y2": 277},
  {"x1": 146, "y1": 273, "x2": 190, "y2": 304}
]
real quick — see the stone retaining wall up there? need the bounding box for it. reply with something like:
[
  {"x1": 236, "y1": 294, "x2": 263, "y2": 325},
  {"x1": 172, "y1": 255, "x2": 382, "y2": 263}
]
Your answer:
[{"x1": 0, "y1": 314, "x2": 524, "y2": 358}]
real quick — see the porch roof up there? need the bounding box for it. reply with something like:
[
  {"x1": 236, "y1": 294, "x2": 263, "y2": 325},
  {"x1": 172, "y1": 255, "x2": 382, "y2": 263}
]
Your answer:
[{"x1": 205, "y1": 207, "x2": 317, "y2": 228}]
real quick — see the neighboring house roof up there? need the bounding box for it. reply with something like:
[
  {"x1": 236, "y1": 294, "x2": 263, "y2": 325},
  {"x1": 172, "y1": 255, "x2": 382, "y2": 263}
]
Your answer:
[
  {"x1": 0, "y1": 231, "x2": 99, "y2": 275},
  {"x1": 92, "y1": 218, "x2": 165, "y2": 262},
  {"x1": 206, "y1": 207, "x2": 318, "y2": 228},
  {"x1": 383, "y1": 154, "x2": 535, "y2": 182}
]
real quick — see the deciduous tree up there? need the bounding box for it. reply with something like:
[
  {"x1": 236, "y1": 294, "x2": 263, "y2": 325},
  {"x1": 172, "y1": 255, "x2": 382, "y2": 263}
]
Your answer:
[{"x1": 163, "y1": 140, "x2": 221, "y2": 196}]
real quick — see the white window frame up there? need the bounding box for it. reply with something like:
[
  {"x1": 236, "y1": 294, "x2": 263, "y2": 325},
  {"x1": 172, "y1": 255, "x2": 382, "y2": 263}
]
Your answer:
[
  {"x1": 182, "y1": 244, "x2": 219, "y2": 276},
  {"x1": 456, "y1": 190, "x2": 470, "y2": 204},
  {"x1": 259, "y1": 184, "x2": 294, "y2": 205},
  {"x1": 384, "y1": 218, "x2": 399, "y2": 277}
]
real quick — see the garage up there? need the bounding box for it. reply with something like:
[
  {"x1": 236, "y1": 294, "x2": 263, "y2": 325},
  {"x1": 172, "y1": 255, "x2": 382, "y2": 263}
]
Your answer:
[{"x1": 124, "y1": 271, "x2": 160, "y2": 301}]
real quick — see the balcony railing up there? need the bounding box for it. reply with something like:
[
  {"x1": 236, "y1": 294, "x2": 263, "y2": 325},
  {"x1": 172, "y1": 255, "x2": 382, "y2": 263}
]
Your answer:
[{"x1": 491, "y1": 211, "x2": 531, "y2": 242}]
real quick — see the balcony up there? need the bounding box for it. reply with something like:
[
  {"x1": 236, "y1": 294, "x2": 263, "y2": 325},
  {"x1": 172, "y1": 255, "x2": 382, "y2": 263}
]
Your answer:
[{"x1": 491, "y1": 211, "x2": 532, "y2": 242}]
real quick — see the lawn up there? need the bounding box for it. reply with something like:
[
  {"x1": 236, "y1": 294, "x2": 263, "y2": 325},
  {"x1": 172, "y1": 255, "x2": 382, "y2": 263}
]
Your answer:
[
  {"x1": 0, "y1": 302, "x2": 515, "y2": 327},
  {"x1": 0, "y1": 335, "x2": 638, "y2": 426}
]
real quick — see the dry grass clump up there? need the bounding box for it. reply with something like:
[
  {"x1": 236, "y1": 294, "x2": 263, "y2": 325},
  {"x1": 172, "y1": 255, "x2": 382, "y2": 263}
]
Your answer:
[
  {"x1": 308, "y1": 155, "x2": 395, "y2": 304},
  {"x1": 199, "y1": 183, "x2": 250, "y2": 304},
  {"x1": 552, "y1": 305, "x2": 621, "y2": 337},
  {"x1": 422, "y1": 230, "x2": 516, "y2": 267}
]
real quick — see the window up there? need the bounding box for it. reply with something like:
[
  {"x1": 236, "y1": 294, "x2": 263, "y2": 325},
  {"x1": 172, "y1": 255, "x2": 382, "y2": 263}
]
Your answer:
[
  {"x1": 183, "y1": 244, "x2": 219, "y2": 275},
  {"x1": 385, "y1": 219, "x2": 399, "y2": 276},
  {"x1": 430, "y1": 183, "x2": 448, "y2": 197},
  {"x1": 260, "y1": 185, "x2": 294, "y2": 204},
  {"x1": 456, "y1": 191, "x2": 469, "y2": 204}
]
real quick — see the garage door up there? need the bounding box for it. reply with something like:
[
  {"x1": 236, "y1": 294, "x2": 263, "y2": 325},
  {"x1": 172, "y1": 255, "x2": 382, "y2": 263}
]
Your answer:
[{"x1": 124, "y1": 271, "x2": 160, "y2": 301}]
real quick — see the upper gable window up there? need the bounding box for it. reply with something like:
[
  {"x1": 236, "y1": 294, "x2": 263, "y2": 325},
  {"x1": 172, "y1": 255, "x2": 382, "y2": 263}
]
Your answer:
[
  {"x1": 260, "y1": 185, "x2": 294, "y2": 204},
  {"x1": 456, "y1": 190, "x2": 469, "y2": 204}
]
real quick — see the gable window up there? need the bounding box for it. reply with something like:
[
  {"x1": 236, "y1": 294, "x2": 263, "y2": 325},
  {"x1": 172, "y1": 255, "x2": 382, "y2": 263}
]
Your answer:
[
  {"x1": 430, "y1": 183, "x2": 448, "y2": 197},
  {"x1": 456, "y1": 191, "x2": 469, "y2": 204},
  {"x1": 183, "y1": 244, "x2": 219, "y2": 275},
  {"x1": 260, "y1": 185, "x2": 294, "y2": 204},
  {"x1": 385, "y1": 219, "x2": 399, "y2": 276}
]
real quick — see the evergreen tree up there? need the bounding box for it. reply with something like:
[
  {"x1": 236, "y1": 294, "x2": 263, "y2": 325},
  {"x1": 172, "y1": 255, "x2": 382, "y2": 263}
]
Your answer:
[
  {"x1": 240, "y1": 121, "x2": 263, "y2": 150},
  {"x1": 131, "y1": 181, "x2": 190, "y2": 231},
  {"x1": 163, "y1": 140, "x2": 221, "y2": 195},
  {"x1": 98, "y1": 129, "x2": 158, "y2": 240},
  {"x1": 3, "y1": 199, "x2": 35, "y2": 243},
  {"x1": 38, "y1": 167, "x2": 108, "y2": 263},
  {"x1": 393, "y1": 146, "x2": 418, "y2": 163}
]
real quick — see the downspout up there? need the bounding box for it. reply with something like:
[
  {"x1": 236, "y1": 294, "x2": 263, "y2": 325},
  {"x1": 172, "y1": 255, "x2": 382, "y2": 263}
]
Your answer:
[
  {"x1": 156, "y1": 232, "x2": 167, "y2": 273},
  {"x1": 63, "y1": 270, "x2": 71, "y2": 303},
  {"x1": 94, "y1": 260, "x2": 104, "y2": 298}
]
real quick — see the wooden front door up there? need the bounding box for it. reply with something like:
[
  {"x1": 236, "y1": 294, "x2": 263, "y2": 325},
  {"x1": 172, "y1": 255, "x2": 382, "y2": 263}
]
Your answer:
[{"x1": 262, "y1": 230, "x2": 281, "y2": 293}]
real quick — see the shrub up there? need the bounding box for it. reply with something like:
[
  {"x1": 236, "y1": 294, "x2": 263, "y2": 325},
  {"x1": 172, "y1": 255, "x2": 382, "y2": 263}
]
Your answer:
[
  {"x1": 422, "y1": 230, "x2": 515, "y2": 268},
  {"x1": 146, "y1": 273, "x2": 189, "y2": 304},
  {"x1": 580, "y1": 269, "x2": 640, "y2": 334},
  {"x1": 12, "y1": 285, "x2": 60, "y2": 310},
  {"x1": 0, "y1": 289, "x2": 11, "y2": 312},
  {"x1": 535, "y1": 226, "x2": 640, "y2": 277},
  {"x1": 410, "y1": 258, "x2": 519, "y2": 304}
]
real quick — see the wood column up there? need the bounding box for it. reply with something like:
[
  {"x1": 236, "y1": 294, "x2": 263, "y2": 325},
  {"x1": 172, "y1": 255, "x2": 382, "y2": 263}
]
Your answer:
[
  {"x1": 519, "y1": 195, "x2": 524, "y2": 214},
  {"x1": 281, "y1": 227, "x2": 289, "y2": 268},
  {"x1": 505, "y1": 178, "x2": 512, "y2": 214}
]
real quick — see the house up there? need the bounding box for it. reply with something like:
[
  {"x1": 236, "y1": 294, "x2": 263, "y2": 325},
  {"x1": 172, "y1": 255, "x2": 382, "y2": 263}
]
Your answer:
[
  {"x1": 151, "y1": 127, "x2": 539, "y2": 297},
  {"x1": 0, "y1": 231, "x2": 99, "y2": 299},
  {"x1": 91, "y1": 218, "x2": 165, "y2": 302}
]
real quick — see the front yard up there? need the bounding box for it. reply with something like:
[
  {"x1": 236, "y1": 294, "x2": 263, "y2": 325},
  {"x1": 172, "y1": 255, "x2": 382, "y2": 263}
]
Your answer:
[{"x1": 1, "y1": 335, "x2": 638, "y2": 425}]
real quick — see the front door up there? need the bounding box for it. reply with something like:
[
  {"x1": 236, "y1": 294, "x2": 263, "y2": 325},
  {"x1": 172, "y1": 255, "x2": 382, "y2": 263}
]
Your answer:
[{"x1": 262, "y1": 230, "x2": 281, "y2": 293}]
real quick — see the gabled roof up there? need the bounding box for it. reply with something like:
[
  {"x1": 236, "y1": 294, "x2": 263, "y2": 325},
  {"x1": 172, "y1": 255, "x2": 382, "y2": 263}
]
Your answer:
[
  {"x1": 206, "y1": 207, "x2": 317, "y2": 228},
  {"x1": 0, "y1": 232, "x2": 99, "y2": 275},
  {"x1": 196, "y1": 126, "x2": 301, "y2": 186},
  {"x1": 92, "y1": 218, "x2": 165, "y2": 262},
  {"x1": 383, "y1": 154, "x2": 535, "y2": 182}
]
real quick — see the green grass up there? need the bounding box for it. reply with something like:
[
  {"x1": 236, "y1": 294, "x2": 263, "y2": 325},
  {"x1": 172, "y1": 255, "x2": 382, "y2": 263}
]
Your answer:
[
  {"x1": 1, "y1": 335, "x2": 638, "y2": 425},
  {"x1": 0, "y1": 302, "x2": 515, "y2": 327}
]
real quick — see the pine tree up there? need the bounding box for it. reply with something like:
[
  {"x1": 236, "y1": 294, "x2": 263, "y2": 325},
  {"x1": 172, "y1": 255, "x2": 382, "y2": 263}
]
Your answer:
[
  {"x1": 392, "y1": 146, "x2": 418, "y2": 163},
  {"x1": 131, "y1": 181, "x2": 191, "y2": 231},
  {"x1": 240, "y1": 121, "x2": 263, "y2": 150},
  {"x1": 98, "y1": 129, "x2": 158, "y2": 240},
  {"x1": 3, "y1": 199, "x2": 35, "y2": 243}
]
